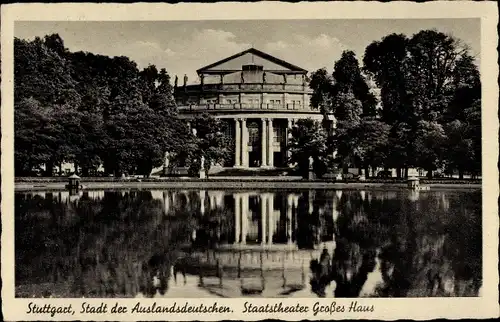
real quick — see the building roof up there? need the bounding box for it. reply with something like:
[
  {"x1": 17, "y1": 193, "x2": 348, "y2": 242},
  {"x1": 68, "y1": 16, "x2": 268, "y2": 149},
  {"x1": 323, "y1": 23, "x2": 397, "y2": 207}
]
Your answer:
[{"x1": 197, "y1": 48, "x2": 308, "y2": 74}]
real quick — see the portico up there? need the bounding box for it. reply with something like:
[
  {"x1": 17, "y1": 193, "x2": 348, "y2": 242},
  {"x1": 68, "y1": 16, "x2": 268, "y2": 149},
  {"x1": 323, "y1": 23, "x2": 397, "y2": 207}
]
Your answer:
[
  {"x1": 174, "y1": 47, "x2": 329, "y2": 169},
  {"x1": 232, "y1": 117, "x2": 298, "y2": 168},
  {"x1": 231, "y1": 192, "x2": 300, "y2": 248}
]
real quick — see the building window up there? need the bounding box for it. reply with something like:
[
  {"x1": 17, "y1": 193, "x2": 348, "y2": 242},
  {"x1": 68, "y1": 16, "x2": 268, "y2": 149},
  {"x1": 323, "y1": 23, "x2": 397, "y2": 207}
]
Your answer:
[
  {"x1": 272, "y1": 124, "x2": 286, "y2": 144},
  {"x1": 248, "y1": 121, "x2": 260, "y2": 145}
]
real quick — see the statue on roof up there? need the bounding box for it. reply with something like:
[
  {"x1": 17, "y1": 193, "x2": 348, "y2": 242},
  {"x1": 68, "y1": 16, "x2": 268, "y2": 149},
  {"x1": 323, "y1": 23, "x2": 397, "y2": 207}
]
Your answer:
[
  {"x1": 174, "y1": 75, "x2": 178, "y2": 88},
  {"x1": 183, "y1": 74, "x2": 188, "y2": 87},
  {"x1": 241, "y1": 72, "x2": 245, "y2": 84},
  {"x1": 263, "y1": 72, "x2": 267, "y2": 83},
  {"x1": 200, "y1": 74, "x2": 205, "y2": 86}
]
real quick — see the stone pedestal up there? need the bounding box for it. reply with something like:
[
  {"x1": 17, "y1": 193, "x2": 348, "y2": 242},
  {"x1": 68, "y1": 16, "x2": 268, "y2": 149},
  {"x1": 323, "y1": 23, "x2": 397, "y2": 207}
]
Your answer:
[
  {"x1": 199, "y1": 156, "x2": 206, "y2": 179},
  {"x1": 307, "y1": 156, "x2": 315, "y2": 180}
]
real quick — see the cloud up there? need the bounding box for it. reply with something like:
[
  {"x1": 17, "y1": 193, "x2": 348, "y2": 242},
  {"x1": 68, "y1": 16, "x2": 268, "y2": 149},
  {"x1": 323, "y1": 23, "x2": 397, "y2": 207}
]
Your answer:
[
  {"x1": 117, "y1": 31, "x2": 345, "y2": 83},
  {"x1": 50, "y1": 28, "x2": 345, "y2": 84},
  {"x1": 161, "y1": 29, "x2": 251, "y2": 83},
  {"x1": 263, "y1": 33, "x2": 346, "y2": 73},
  {"x1": 117, "y1": 29, "x2": 251, "y2": 84}
]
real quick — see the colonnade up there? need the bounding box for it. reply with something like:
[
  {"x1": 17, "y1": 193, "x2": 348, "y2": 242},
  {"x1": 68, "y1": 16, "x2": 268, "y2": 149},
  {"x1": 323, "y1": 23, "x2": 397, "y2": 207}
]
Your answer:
[
  {"x1": 234, "y1": 118, "x2": 295, "y2": 168},
  {"x1": 233, "y1": 193, "x2": 300, "y2": 246}
]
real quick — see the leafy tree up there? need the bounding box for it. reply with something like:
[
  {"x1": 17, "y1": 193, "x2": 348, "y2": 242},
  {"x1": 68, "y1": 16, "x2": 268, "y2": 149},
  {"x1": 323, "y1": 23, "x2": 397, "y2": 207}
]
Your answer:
[
  {"x1": 443, "y1": 98, "x2": 481, "y2": 178},
  {"x1": 356, "y1": 118, "x2": 391, "y2": 176},
  {"x1": 14, "y1": 36, "x2": 80, "y2": 175},
  {"x1": 330, "y1": 92, "x2": 363, "y2": 172},
  {"x1": 288, "y1": 119, "x2": 328, "y2": 178},
  {"x1": 333, "y1": 50, "x2": 377, "y2": 117},
  {"x1": 363, "y1": 30, "x2": 481, "y2": 176},
  {"x1": 386, "y1": 122, "x2": 414, "y2": 177},
  {"x1": 14, "y1": 98, "x2": 56, "y2": 175},
  {"x1": 309, "y1": 68, "x2": 333, "y2": 110},
  {"x1": 443, "y1": 120, "x2": 474, "y2": 179},
  {"x1": 15, "y1": 33, "x2": 191, "y2": 177},
  {"x1": 363, "y1": 33, "x2": 411, "y2": 125},
  {"x1": 185, "y1": 114, "x2": 234, "y2": 178},
  {"x1": 413, "y1": 121, "x2": 446, "y2": 178}
]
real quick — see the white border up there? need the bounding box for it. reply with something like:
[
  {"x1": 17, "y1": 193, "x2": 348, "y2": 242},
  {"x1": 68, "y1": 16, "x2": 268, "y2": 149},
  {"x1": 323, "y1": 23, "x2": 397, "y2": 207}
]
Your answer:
[{"x1": 1, "y1": 2, "x2": 499, "y2": 320}]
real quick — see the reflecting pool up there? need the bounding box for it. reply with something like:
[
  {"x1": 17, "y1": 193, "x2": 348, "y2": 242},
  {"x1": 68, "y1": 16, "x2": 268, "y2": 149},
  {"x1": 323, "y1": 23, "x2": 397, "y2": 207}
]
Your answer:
[{"x1": 15, "y1": 188, "x2": 482, "y2": 298}]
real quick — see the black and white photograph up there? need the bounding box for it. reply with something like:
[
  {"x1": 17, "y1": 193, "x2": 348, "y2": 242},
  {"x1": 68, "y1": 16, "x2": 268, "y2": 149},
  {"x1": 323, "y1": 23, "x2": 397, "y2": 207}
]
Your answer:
[{"x1": 1, "y1": 2, "x2": 498, "y2": 321}]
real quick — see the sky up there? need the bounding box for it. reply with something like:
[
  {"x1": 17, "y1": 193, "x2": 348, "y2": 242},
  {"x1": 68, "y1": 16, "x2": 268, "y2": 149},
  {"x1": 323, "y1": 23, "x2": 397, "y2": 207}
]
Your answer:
[{"x1": 15, "y1": 19, "x2": 480, "y2": 84}]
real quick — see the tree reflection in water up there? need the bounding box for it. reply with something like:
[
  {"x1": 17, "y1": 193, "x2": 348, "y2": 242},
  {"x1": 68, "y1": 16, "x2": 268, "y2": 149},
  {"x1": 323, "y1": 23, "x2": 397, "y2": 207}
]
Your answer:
[
  {"x1": 15, "y1": 189, "x2": 481, "y2": 298},
  {"x1": 308, "y1": 190, "x2": 482, "y2": 297}
]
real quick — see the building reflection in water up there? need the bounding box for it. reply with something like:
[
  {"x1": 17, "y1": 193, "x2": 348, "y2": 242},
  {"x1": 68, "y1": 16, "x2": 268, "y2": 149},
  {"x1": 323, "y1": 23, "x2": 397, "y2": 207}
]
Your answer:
[{"x1": 15, "y1": 188, "x2": 481, "y2": 299}]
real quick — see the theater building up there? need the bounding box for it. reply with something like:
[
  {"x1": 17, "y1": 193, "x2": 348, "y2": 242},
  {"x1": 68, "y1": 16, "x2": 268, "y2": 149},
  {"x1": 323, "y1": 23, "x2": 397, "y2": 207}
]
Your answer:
[{"x1": 174, "y1": 48, "x2": 331, "y2": 169}]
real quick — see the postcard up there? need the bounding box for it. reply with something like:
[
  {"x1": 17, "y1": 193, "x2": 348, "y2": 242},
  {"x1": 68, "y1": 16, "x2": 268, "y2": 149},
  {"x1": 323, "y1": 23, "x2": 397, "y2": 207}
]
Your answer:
[{"x1": 1, "y1": 1, "x2": 498, "y2": 320}]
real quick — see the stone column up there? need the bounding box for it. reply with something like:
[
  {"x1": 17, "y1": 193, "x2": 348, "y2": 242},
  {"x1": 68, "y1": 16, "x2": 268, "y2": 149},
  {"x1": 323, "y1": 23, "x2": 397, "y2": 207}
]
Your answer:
[
  {"x1": 260, "y1": 195, "x2": 267, "y2": 245},
  {"x1": 286, "y1": 119, "x2": 293, "y2": 164},
  {"x1": 241, "y1": 194, "x2": 248, "y2": 244},
  {"x1": 261, "y1": 118, "x2": 268, "y2": 167},
  {"x1": 234, "y1": 194, "x2": 241, "y2": 244},
  {"x1": 163, "y1": 191, "x2": 170, "y2": 215},
  {"x1": 208, "y1": 191, "x2": 216, "y2": 210},
  {"x1": 267, "y1": 194, "x2": 274, "y2": 245},
  {"x1": 286, "y1": 195, "x2": 293, "y2": 244},
  {"x1": 331, "y1": 195, "x2": 339, "y2": 223},
  {"x1": 199, "y1": 190, "x2": 206, "y2": 215},
  {"x1": 241, "y1": 119, "x2": 249, "y2": 167},
  {"x1": 267, "y1": 118, "x2": 274, "y2": 167},
  {"x1": 235, "y1": 119, "x2": 241, "y2": 167},
  {"x1": 308, "y1": 191, "x2": 314, "y2": 215}
]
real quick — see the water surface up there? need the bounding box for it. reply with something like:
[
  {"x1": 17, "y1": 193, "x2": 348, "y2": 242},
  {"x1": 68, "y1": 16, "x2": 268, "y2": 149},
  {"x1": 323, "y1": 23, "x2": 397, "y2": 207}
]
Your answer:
[{"x1": 15, "y1": 188, "x2": 482, "y2": 298}]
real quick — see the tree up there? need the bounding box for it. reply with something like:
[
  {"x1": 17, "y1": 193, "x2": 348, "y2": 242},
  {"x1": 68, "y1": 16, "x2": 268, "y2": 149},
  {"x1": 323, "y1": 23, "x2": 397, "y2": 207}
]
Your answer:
[
  {"x1": 363, "y1": 33, "x2": 411, "y2": 125},
  {"x1": 14, "y1": 98, "x2": 56, "y2": 175},
  {"x1": 14, "y1": 36, "x2": 79, "y2": 175},
  {"x1": 355, "y1": 118, "x2": 391, "y2": 176},
  {"x1": 443, "y1": 98, "x2": 481, "y2": 178},
  {"x1": 330, "y1": 91, "x2": 364, "y2": 172},
  {"x1": 288, "y1": 119, "x2": 328, "y2": 178},
  {"x1": 413, "y1": 121, "x2": 446, "y2": 178},
  {"x1": 386, "y1": 122, "x2": 414, "y2": 177},
  {"x1": 185, "y1": 114, "x2": 234, "y2": 178},
  {"x1": 363, "y1": 30, "x2": 481, "y2": 177},
  {"x1": 333, "y1": 51, "x2": 377, "y2": 117},
  {"x1": 15, "y1": 34, "x2": 193, "y2": 177}
]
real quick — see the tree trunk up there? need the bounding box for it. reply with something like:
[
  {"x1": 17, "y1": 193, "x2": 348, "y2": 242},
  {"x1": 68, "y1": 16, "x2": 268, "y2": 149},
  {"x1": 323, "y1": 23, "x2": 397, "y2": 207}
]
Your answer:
[
  {"x1": 404, "y1": 168, "x2": 408, "y2": 178},
  {"x1": 59, "y1": 162, "x2": 63, "y2": 176},
  {"x1": 458, "y1": 169, "x2": 464, "y2": 180},
  {"x1": 396, "y1": 168, "x2": 401, "y2": 179},
  {"x1": 372, "y1": 166, "x2": 377, "y2": 178},
  {"x1": 426, "y1": 169, "x2": 433, "y2": 179},
  {"x1": 364, "y1": 166, "x2": 370, "y2": 178}
]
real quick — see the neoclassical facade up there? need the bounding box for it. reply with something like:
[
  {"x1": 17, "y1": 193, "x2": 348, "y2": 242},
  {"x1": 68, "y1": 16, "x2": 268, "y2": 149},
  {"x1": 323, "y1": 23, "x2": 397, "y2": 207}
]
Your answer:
[{"x1": 174, "y1": 48, "x2": 329, "y2": 168}]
